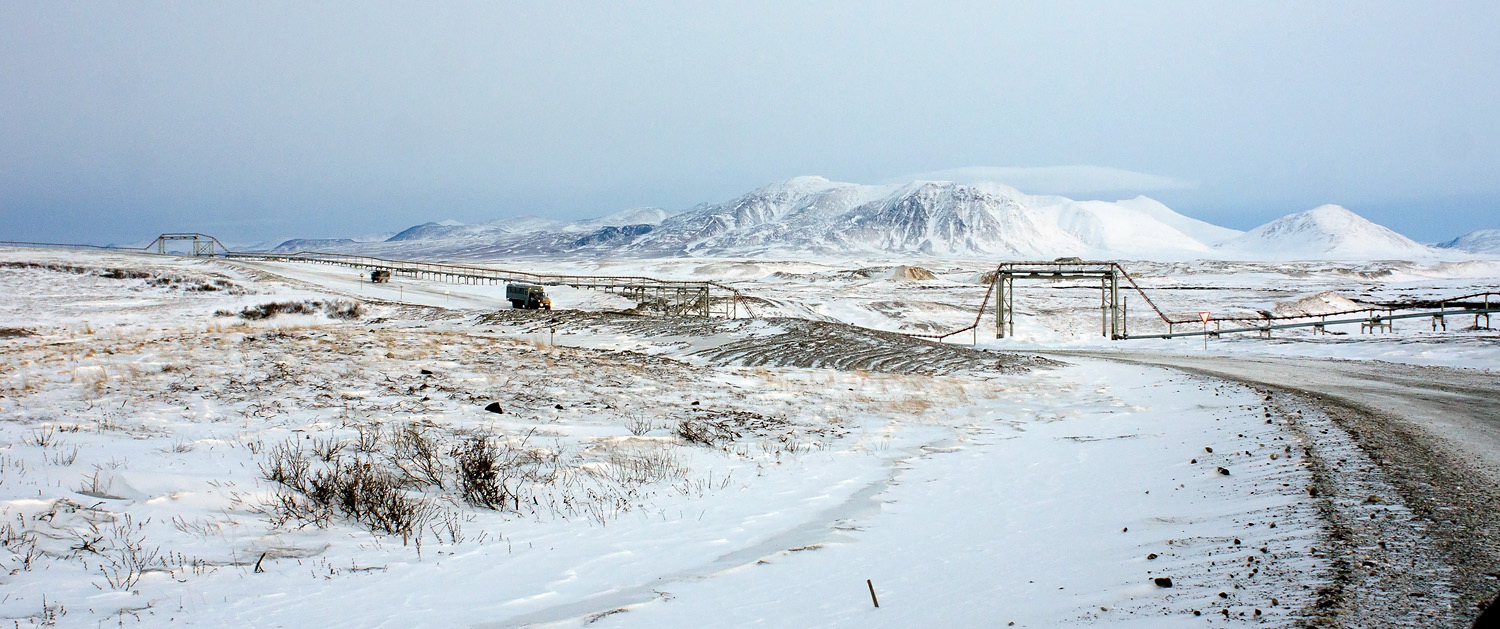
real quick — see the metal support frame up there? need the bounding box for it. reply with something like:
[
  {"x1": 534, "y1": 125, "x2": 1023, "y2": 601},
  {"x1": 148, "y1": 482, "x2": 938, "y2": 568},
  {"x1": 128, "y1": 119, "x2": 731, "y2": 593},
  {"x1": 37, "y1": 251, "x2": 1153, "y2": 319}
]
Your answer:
[
  {"x1": 992, "y1": 262, "x2": 1123, "y2": 339},
  {"x1": 151, "y1": 233, "x2": 223, "y2": 256}
]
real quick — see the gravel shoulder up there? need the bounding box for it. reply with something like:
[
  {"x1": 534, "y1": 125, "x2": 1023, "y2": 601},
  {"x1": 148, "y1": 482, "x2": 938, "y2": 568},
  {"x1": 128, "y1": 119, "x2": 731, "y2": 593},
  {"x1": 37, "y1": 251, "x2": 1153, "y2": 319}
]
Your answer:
[{"x1": 1044, "y1": 350, "x2": 1500, "y2": 627}]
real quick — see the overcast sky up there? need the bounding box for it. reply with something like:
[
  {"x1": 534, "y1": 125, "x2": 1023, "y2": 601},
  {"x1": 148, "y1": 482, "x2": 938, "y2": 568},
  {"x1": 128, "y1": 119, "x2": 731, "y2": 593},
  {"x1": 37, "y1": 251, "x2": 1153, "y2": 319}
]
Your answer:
[{"x1": 3, "y1": 2, "x2": 1498, "y2": 245}]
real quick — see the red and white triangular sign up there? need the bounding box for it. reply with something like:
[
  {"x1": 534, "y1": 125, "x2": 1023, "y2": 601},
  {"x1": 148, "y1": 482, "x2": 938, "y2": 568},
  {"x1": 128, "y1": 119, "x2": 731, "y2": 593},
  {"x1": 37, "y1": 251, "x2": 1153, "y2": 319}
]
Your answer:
[{"x1": 1199, "y1": 312, "x2": 1211, "y2": 324}]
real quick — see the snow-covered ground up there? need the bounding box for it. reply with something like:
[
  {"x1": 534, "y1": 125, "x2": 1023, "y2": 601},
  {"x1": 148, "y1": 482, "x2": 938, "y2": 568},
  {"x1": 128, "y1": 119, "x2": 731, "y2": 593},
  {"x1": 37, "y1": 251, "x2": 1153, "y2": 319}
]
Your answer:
[{"x1": 2, "y1": 246, "x2": 1495, "y2": 626}]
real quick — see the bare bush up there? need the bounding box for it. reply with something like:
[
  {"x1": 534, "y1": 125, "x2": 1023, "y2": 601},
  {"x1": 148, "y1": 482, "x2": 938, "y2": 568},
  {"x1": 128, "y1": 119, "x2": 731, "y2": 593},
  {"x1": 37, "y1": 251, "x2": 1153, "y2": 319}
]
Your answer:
[
  {"x1": 1, "y1": 520, "x2": 41, "y2": 572},
  {"x1": 311, "y1": 436, "x2": 347, "y2": 462},
  {"x1": 389, "y1": 424, "x2": 447, "y2": 489},
  {"x1": 259, "y1": 438, "x2": 435, "y2": 543},
  {"x1": 259, "y1": 439, "x2": 311, "y2": 488},
  {"x1": 48, "y1": 445, "x2": 80, "y2": 466},
  {"x1": 355, "y1": 424, "x2": 381, "y2": 453},
  {"x1": 220, "y1": 299, "x2": 365, "y2": 321},
  {"x1": 452, "y1": 432, "x2": 557, "y2": 512},
  {"x1": 77, "y1": 470, "x2": 117, "y2": 498},
  {"x1": 24, "y1": 426, "x2": 60, "y2": 447},
  {"x1": 624, "y1": 413, "x2": 655, "y2": 436},
  {"x1": 307, "y1": 458, "x2": 435, "y2": 542},
  {"x1": 98, "y1": 514, "x2": 161, "y2": 591},
  {"x1": 675, "y1": 419, "x2": 739, "y2": 448},
  {"x1": 590, "y1": 446, "x2": 684, "y2": 486},
  {"x1": 453, "y1": 435, "x2": 509, "y2": 509},
  {"x1": 97, "y1": 268, "x2": 153, "y2": 280}
]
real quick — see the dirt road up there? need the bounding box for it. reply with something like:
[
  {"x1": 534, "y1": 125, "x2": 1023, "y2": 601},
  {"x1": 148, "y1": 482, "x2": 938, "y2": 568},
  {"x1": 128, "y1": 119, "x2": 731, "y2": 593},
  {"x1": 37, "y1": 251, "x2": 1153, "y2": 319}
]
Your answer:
[{"x1": 1047, "y1": 350, "x2": 1500, "y2": 627}]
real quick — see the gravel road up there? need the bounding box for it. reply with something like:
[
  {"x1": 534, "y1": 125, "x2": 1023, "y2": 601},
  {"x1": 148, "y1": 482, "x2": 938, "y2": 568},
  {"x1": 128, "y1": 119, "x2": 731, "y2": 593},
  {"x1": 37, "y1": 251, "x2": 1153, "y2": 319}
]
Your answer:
[{"x1": 1046, "y1": 350, "x2": 1500, "y2": 627}]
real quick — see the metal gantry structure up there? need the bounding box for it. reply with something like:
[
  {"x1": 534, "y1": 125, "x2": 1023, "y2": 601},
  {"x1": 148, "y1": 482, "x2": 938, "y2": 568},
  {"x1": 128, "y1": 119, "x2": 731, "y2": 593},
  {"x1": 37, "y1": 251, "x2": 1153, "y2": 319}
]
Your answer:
[
  {"x1": 994, "y1": 261, "x2": 1125, "y2": 339},
  {"x1": 149, "y1": 233, "x2": 229, "y2": 256},
  {"x1": 908, "y1": 260, "x2": 1149, "y2": 342}
]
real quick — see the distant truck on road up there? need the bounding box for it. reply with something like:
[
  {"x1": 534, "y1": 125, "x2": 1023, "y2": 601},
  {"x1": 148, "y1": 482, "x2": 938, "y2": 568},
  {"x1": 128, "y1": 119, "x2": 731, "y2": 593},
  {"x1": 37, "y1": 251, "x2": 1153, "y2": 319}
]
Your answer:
[
  {"x1": 506, "y1": 283, "x2": 552, "y2": 310},
  {"x1": 370, "y1": 269, "x2": 391, "y2": 283}
]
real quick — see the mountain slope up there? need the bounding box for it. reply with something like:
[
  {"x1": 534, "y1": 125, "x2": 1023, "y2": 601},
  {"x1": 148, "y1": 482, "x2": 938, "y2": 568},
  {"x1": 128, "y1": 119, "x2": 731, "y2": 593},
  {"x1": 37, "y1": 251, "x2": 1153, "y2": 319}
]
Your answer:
[
  {"x1": 1438, "y1": 229, "x2": 1500, "y2": 254},
  {"x1": 1216, "y1": 205, "x2": 1436, "y2": 260}
]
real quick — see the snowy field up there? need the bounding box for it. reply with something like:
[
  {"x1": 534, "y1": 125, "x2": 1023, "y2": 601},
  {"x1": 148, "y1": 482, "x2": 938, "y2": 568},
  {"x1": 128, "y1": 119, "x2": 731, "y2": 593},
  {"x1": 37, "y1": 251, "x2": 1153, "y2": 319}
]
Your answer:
[{"x1": 1, "y1": 247, "x2": 1496, "y2": 626}]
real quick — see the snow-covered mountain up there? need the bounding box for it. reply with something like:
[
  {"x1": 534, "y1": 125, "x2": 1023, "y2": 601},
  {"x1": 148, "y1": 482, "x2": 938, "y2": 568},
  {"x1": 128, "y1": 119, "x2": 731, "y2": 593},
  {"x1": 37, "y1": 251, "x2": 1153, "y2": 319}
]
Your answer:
[
  {"x1": 622, "y1": 177, "x2": 1094, "y2": 257},
  {"x1": 1437, "y1": 229, "x2": 1500, "y2": 254},
  {"x1": 1215, "y1": 205, "x2": 1436, "y2": 260},
  {"x1": 268, "y1": 177, "x2": 1456, "y2": 261}
]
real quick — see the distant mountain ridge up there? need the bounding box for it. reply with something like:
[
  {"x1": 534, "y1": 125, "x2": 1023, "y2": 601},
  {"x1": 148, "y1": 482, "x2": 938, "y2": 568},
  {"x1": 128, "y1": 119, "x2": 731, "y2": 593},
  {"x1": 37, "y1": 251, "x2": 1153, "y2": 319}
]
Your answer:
[
  {"x1": 271, "y1": 177, "x2": 1478, "y2": 261},
  {"x1": 1216, "y1": 205, "x2": 1435, "y2": 259},
  {"x1": 1438, "y1": 229, "x2": 1500, "y2": 254}
]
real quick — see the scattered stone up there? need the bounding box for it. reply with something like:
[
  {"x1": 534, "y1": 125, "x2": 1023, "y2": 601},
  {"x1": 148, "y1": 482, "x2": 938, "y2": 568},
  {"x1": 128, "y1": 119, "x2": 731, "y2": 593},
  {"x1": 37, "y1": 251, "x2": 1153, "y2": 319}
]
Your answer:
[
  {"x1": 419, "y1": 368, "x2": 434, "y2": 375},
  {"x1": 1218, "y1": 467, "x2": 1231, "y2": 476},
  {"x1": 1219, "y1": 592, "x2": 1230, "y2": 598},
  {"x1": 691, "y1": 400, "x2": 700, "y2": 405},
  {"x1": 1191, "y1": 458, "x2": 1198, "y2": 464},
  {"x1": 483, "y1": 402, "x2": 504, "y2": 414},
  {"x1": 1147, "y1": 553, "x2": 1158, "y2": 560},
  {"x1": 1154, "y1": 577, "x2": 1174, "y2": 588},
  {"x1": 1205, "y1": 446, "x2": 1214, "y2": 453},
  {"x1": 555, "y1": 403, "x2": 565, "y2": 410}
]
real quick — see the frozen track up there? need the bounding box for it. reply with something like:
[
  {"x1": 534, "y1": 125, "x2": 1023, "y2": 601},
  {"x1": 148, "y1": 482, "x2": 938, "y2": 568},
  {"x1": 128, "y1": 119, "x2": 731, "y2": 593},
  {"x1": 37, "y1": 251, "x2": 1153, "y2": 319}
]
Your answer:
[{"x1": 1046, "y1": 350, "x2": 1500, "y2": 626}]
